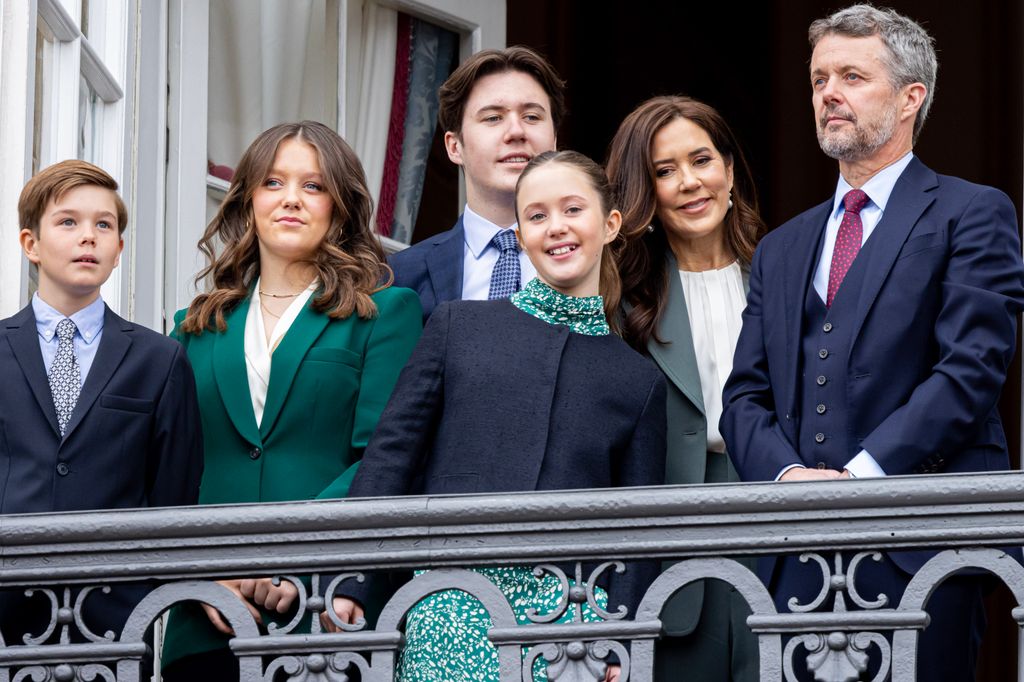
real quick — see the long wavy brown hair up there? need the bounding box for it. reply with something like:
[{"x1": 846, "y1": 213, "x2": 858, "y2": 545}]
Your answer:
[
  {"x1": 606, "y1": 96, "x2": 766, "y2": 351},
  {"x1": 514, "y1": 150, "x2": 622, "y2": 331},
  {"x1": 178, "y1": 121, "x2": 391, "y2": 334}
]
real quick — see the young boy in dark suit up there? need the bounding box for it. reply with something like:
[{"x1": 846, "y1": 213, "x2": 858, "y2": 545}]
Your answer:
[{"x1": 0, "y1": 159, "x2": 203, "y2": 644}]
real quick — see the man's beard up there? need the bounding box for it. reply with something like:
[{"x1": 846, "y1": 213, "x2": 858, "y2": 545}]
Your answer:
[{"x1": 816, "y1": 102, "x2": 899, "y2": 161}]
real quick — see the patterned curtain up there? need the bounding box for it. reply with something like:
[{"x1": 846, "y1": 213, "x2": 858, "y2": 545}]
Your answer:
[{"x1": 376, "y1": 15, "x2": 457, "y2": 242}]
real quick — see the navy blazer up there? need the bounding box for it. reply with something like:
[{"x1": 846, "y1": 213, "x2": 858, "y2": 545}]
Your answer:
[
  {"x1": 349, "y1": 300, "x2": 667, "y2": 611},
  {"x1": 389, "y1": 217, "x2": 464, "y2": 323},
  {"x1": 0, "y1": 303, "x2": 203, "y2": 640},
  {"x1": 721, "y1": 158, "x2": 1024, "y2": 574}
]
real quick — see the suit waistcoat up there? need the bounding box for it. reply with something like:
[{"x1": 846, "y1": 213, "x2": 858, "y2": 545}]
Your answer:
[{"x1": 798, "y1": 231, "x2": 878, "y2": 466}]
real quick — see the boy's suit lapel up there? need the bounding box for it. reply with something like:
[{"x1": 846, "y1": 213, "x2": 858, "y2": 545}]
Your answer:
[
  {"x1": 61, "y1": 306, "x2": 131, "y2": 441},
  {"x1": 259, "y1": 299, "x2": 330, "y2": 440},
  {"x1": 213, "y1": 298, "x2": 261, "y2": 446},
  {"x1": 6, "y1": 306, "x2": 60, "y2": 437}
]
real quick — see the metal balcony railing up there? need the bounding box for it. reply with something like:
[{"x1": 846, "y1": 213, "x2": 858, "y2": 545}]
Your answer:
[{"x1": 1, "y1": 471, "x2": 1023, "y2": 681}]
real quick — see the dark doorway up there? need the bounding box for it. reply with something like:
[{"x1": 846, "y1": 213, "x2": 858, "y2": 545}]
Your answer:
[{"x1": 508, "y1": 2, "x2": 1023, "y2": 680}]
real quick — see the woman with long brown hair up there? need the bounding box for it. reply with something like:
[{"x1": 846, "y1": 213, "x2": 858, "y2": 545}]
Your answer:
[
  {"x1": 161, "y1": 120, "x2": 422, "y2": 680},
  {"x1": 607, "y1": 96, "x2": 765, "y2": 680}
]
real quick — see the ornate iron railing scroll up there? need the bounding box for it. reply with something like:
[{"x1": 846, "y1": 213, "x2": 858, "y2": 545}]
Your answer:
[{"x1": 0, "y1": 471, "x2": 1023, "y2": 680}]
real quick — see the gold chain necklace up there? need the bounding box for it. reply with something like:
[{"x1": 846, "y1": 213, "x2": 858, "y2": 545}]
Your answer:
[
  {"x1": 259, "y1": 289, "x2": 303, "y2": 299},
  {"x1": 260, "y1": 299, "x2": 283, "y2": 319}
]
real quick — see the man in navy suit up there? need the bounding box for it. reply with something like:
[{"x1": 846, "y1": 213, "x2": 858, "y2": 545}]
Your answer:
[
  {"x1": 0, "y1": 160, "x2": 203, "y2": 644},
  {"x1": 721, "y1": 5, "x2": 1024, "y2": 679},
  {"x1": 389, "y1": 46, "x2": 565, "y2": 321}
]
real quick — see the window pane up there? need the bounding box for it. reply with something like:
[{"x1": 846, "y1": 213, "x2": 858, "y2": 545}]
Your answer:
[
  {"x1": 78, "y1": 75, "x2": 99, "y2": 162},
  {"x1": 206, "y1": 0, "x2": 338, "y2": 192},
  {"x1": 32, "y1": 28, "x2": 49, "y2": 175},
  {"x1": 80, "y1": 0, "x2": 91, "y2": 38}
]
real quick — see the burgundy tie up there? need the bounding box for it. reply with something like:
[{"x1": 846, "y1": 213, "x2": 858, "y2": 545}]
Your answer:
[{"x1": 827, "y1": 189, "x2": 870, "y2": 307}]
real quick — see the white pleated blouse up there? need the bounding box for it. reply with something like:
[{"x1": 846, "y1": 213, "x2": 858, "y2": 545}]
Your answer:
[{"x1": 677, "y1": 261, "x2": 746, "y2": 453}]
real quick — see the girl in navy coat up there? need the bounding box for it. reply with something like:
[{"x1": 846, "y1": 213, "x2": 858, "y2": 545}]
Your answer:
[{"x1": 328, "y1": 151, "x2": 667, "y2": 682}]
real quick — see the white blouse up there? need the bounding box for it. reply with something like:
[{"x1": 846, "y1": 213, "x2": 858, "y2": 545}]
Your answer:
[
  {"x1": 244, "y1": 278, "x2": 317, "y2": 427},
  {"x1": 678, "y1": 261, "x2": 746, "y2": 453}
]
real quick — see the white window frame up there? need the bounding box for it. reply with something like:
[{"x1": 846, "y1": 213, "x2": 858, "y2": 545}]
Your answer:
[
  {"x1": 0, "y1": 0, "x2": 135, "y2": 318},
  {"x1": 161, "y1": 0, "x2": 505, "y2": 326}
]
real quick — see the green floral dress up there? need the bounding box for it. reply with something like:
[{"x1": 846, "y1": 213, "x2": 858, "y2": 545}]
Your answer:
[{"x1": 396, "y1": 278, "x2": 611, "y2": 682}]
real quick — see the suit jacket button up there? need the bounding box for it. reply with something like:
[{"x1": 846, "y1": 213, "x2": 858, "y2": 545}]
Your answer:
[
  {"x1": 816, "y1": 462, "x2": 827, "y2": 469},
  {"x1": 816, "y1": 404, "x2": 827, "y2": 414},
  {"x1": 823, "y1": 322, "x2": 833, "y2": 332},
  {"x1": 814, "y1": 433, "x2": 825, "y2": 443},
  {"x1": 249, "y1": 447, "x2": 262, "y2": 460},
  {"x1": 816, "y1": 375, "x2": 827, "y2": 386},
  {"x1": 56, "y1": 463, "x2": 70, "y2": 476}
]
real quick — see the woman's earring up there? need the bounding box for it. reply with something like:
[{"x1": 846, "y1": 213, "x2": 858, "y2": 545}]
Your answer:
[
  {"x1": 728, "y1": 192, "x2": 734, "y2": 210},
  {"x1": 646, "y1": 224, "x2": 655, "y2": 233}
]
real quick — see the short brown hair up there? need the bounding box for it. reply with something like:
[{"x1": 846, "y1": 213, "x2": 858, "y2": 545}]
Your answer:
[
  {"x1": 438, "y1": 46, "x2": 566, "y2": 137},
  {"x1": 18, "y1": 160, "x2": 128, "y2": 236}
]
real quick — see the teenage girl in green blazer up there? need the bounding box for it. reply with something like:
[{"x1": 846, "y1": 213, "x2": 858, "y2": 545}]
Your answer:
[{"x1": 161, "y1": 121, "x2": 422, "y2": 680}]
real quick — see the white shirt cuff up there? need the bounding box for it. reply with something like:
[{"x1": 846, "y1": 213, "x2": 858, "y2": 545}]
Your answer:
[
  {"x1": 845, "y1": 450, "x2": 886, "y2": 478},
  {"x1": 775, "y1": 463, "x2": 805, "y2": 481}
]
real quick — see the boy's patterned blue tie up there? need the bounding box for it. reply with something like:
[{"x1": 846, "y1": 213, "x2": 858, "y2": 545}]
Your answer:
[
  {"x1": 48, "y1": 318, "x2": 81, "y2": 436},
  {"x1": 488, "y1": 229, "x2": 522, "y2": 299}
]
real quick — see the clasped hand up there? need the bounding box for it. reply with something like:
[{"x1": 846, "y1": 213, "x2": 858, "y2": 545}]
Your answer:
[{"x1": 201, "y1": 578, "x2": 300, "y2": 635}]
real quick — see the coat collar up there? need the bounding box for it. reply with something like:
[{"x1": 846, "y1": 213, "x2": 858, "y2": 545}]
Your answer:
[
  {"x1": 6, "y1": 304, "x2": 134, "y2": 443},
  {"x1": 62, "y1": 306, "x2": 132, "y2": 442},
  {"x1": 647, "y1": 252, "x2": 705, "y2": 415},
  {"x1": 5, "y1": 305, "x2": 60, "y2": 436},
  {"x1": 213, "y1": 297, "x2": 262, "y2": 446},
  {"x1": 259, "y1": 296, "x2": 330, "y2": 439},
  {"x1": 850, "y1": 157, "x2": 937, "y2": 346},
  {"x1": 425, "y1": 216, "x2": 465, "y2": 303}
]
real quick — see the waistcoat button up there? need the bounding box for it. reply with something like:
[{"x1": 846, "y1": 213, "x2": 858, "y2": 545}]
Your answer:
[
  {"x1": 816, "y1": 404, "x2": 826, "y2": 414},
  {"x1": 815, "y1": 433, "x2": 826, "y2": 443},
  {"x1": 823, "y1": 322, "x2": 833, "y2": 332},
  {"x1": 818, "y1": 349, "x2": 829, "y2": 359},
  {"x1": 816, "y1": 375, "x2": 827, "y2": 386}
]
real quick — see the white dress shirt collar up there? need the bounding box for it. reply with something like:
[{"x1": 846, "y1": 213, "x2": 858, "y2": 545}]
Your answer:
[{"x1": 830, "y1": 151, "x2": 915, "y2": 220}]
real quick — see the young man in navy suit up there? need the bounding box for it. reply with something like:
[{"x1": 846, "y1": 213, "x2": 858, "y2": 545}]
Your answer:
[
  {"x1": 721, "y1": 5, "x2": 1024, "y2": 680},
  {"x1": 0, "y1": 160, "x2": 203, "y2": 643},
  {"x1": 389, "y1": 46, "x2": 565, "y2": 321}
]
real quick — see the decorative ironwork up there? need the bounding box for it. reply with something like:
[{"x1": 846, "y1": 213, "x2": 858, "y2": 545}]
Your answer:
[{"x1": 0, "y1": 473, "x2": 1020, "y2": 680}]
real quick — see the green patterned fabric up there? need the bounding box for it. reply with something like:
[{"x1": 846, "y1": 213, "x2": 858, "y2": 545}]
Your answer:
[
  {"x1": 398, "y1": 566, "x2": 608, "y2": 681},
  {"x1": 511, "y1": 278, "x2": 609, "y2": 336}
]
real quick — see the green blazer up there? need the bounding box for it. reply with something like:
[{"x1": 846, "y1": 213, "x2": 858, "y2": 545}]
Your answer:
[
  {"x1": 647, "y1": 253, "x2": 746, "y2": 637},
  {"x1": 161, "y1": 285, "x2": 422, "y2": 666}
]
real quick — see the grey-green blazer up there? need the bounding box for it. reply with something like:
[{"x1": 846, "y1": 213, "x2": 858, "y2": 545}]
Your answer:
[{"x1": 646, "y1": 252, "x2": 746, "y2": 636}]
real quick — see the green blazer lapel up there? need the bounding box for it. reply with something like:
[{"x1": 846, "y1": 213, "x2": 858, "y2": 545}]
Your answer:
[
  {"x1": 259, "y1": 299, "x2": 330, "y2": 440},
  {"x1": 647, "y1": 254, "x2": 705, "y2": 415},
  {"x1": 213, "y1": 299, "x2": 261, "y2": 446}
]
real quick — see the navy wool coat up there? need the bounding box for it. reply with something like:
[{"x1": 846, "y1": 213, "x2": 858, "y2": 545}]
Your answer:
[{"x1": 349, "y1": 300, "x2": 667, "y2": 612}]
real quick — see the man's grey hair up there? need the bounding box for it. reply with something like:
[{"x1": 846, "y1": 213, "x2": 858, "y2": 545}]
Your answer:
[{"x1": 809, "y1": 4, "x2": 937, "y2": 143}]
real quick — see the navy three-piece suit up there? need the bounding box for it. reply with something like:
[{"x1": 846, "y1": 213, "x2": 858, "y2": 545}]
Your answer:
[{"x1": 721, "y1": 157, "x2": 1024, "y2": 678}]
